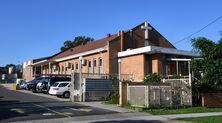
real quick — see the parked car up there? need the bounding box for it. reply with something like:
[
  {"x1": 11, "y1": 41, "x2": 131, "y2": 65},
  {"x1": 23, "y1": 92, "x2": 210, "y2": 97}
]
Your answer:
[
  {"x1": 26, "y1": 77, "x2": 44, "y2": 91},
  {"x1": 19, "y1": 82, "x2": 28, "y2": 89},
  {"x1": 35, "y1": 76, "x2": 71, "y2": 93},
  {"x1": 49, "y1": 81, "x2": 71, "y2": 98}
]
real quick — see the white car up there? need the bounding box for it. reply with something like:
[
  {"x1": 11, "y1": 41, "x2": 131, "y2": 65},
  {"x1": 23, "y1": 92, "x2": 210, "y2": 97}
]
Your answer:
[{"x1": 49, "y1": 81, "x2": 70, "y2": 98}]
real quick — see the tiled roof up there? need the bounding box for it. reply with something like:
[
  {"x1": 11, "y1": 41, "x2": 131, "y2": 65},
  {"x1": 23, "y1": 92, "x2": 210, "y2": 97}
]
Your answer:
[{"x1": 50, "y1": 34, "x2": 118, "y2": 61}]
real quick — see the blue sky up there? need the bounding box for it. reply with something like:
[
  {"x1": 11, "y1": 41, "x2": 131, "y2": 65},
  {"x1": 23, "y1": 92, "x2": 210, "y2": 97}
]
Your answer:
[{"x1": 0, "y1": 0, "x2": 221, "y2": 66}]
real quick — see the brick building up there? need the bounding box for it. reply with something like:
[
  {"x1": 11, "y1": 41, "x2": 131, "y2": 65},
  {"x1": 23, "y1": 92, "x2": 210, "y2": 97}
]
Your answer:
[{"x1": 25, "y1": 22, "x2": 199, "y2": 81}]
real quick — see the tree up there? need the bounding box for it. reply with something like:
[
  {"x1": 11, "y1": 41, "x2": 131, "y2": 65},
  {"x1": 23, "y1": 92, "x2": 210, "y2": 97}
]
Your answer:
[
  {"x1": 60, "y1": 36, "x2": 94, "y2": 51},
  {"x1": 191, "y1": 36, "x2": 222, "y2": 93}
]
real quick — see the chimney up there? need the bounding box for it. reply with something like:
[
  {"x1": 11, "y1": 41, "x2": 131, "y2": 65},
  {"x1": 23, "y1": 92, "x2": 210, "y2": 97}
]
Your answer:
[
  {"x1": 118, "y1": 30, "x2": 122, "y2": 36},
  {"x1": 107, "y1": 33, "x2": 111, "y2": 37}
]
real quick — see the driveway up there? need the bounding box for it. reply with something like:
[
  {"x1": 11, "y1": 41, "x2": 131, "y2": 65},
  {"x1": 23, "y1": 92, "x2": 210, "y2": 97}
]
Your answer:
[{"x1": 0, "y1": 86, "x2": 117, "y2": 122}]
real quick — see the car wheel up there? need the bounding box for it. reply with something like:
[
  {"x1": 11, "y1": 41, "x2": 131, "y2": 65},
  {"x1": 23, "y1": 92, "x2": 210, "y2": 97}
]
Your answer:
[
  {"x1": 63, "y1": 91, "x2": 70, "y2": 98},
  {"x1": 31, "y1": 88, "x2": 36, "y2": 93},
  {"x1": 36, "y1": 88, "x2": 41, "y2": 93}
]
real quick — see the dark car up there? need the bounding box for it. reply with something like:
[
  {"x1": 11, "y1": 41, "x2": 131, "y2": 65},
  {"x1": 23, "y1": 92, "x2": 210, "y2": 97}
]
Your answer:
[
  {"x1": 26, "y1": 77, "x2": 45, "y2": 91},
  {"x1": 35, "y1": 76, "x2": 71, "y2": 93}
]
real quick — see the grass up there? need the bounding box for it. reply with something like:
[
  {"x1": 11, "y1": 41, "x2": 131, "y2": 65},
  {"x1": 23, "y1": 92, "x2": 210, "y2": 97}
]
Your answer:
[
  {"x1": 178, "y1": 115, "x2": 222, "y2": 123},
  {"x1": 143, "y1": 107, "x2": 222, "y2": 115}
]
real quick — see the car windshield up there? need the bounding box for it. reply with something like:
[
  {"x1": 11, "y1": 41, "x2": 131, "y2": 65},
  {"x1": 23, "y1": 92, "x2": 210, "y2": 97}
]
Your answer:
[{"x1": 51, "y1": 82, "x2": 59, "y2": 87}]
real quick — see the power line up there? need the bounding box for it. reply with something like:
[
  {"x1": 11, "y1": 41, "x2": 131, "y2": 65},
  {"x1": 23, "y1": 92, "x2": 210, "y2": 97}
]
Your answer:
[{"x1": 173, "y1": 15, "x2": 222, "y2": 45}]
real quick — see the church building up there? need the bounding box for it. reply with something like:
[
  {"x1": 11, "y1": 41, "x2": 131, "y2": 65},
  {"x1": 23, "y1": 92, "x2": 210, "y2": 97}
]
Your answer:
[{"x1": 26, "y1": 22, "x2": 199, "y2": 82}]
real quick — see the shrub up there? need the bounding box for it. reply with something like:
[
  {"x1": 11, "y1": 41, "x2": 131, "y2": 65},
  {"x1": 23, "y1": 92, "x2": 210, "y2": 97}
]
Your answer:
[{"x1": 143, "y1": 73, "x2": 162, "y2": 83}]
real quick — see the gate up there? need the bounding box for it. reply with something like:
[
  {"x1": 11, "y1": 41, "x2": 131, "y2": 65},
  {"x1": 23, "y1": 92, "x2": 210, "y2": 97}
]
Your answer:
[
  {"x1": 82, "y1": 78, "x2": 116, "y2": 101},
  {"x1": 70, "y1": 72, "x2": 133, "y2": 102},
  {"x1": 128, "y1": 84, "x2": 172, "y2": 108}
]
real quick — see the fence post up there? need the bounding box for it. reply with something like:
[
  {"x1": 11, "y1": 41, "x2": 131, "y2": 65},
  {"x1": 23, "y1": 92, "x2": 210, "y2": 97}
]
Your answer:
[
  {"x1": 118, "y1": 59, "x2": 122, "y2": 106},
  {"x1": 147, "y1": 85, "x2": 150, "y2": 108},
  {"x1": 170, "y1": 87, "x2": 173, "y2": 107},
  {"x1": 127, "y1": 83, "x2": 129, "y2": 102},
  {"x1": 82, "y1": 78, "x2": 86, "y2": 102},
  {"x1": 180, "y1": 80, "x2": 183, "y2": 106},
  {"x1": 159, "y1": 86, "x2": 161, "y2": 106},
  {"x1": 70, "y1": 72, "x2": 74, "y2": 102}
]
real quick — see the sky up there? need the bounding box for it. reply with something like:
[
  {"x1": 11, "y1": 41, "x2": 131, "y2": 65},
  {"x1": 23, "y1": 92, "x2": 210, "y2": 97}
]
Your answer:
[{"x1": 0, "y1": 0, "x2": 221, "y2": 66}]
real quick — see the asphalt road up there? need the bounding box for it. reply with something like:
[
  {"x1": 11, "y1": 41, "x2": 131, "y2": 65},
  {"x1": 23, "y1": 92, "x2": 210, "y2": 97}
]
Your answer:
[{"x1": 0, "y1": 86, "x2": 117, "y2": 122}]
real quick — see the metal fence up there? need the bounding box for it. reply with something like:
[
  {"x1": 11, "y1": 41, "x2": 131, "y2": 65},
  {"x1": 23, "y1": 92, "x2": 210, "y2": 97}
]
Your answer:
[
  {"x1": 0, "y1": 74, "x2": 17, "y2": 83},
  {"x1": 128, "y1": 78, "x2": 192, "y2": 108},
  {"x1": 82, "y1": 78, "x2": 116, "y2": 101},
  {"x1": 165, "y1": 79, "x2": 192, "y2": 106},
  {"x1": 71, "y1": 72, "x2": 133, "y2": 102},
  {"x1": 128, "y1": 85, "x2": 172, "y2": 108}
]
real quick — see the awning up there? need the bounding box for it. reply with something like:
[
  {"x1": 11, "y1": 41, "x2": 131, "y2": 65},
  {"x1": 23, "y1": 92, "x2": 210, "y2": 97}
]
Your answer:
[{"x1": 118, "y1": 45, "x2": 200, "y2": 58}]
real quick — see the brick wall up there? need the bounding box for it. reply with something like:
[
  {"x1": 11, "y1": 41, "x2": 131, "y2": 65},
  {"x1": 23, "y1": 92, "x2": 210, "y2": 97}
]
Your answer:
[
  {"x1": 120, "y1": 54, "x2": 145, "y2": 82},
  {"x1": 108, "y1": 37, "x2": 121, "y2": 74},
  {"x1": 53, "y1": 51, "x2": 109, "y2": 75},
  {"x1": 151, "y1": 54, "x2": 164, "y2": 74},
  {"x1": 122, "y1": 23, "x2": 175, "y2": 51}
]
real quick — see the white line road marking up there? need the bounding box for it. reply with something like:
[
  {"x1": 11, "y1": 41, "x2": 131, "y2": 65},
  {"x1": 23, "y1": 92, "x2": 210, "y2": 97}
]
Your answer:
[
  {"x1": 70, "y1": 108, "x2": 92, "y2": 112},
  {"x1": 10, "y1": 108, "x2": 25, "y2": 114},
  {"x1": 32, "y1": 103, "x2": 71, "y2": 118},
  {"x1": 42, "y1": 113, "x2": 55, "y2": 116},
  {"x1": 62, "y1": 112, "x2": 73, "y2": 115}
]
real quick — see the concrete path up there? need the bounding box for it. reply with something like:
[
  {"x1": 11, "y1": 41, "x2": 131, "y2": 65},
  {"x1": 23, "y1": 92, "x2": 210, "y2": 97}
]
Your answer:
[
  {"x1": 0, "y1": 83, "x2": 14, "y2": 90},
  {"x1": 76, "y1": 102, "x2": 135, "y2": 113},
  {"x1": 160, "y1": 112, "x2": 222, "y2": 119}
]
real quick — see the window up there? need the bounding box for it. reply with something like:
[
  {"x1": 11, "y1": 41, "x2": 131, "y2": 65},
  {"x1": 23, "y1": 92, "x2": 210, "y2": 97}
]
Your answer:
[
  {"x1": 88, "y1": 61, "x2": 91, "y2": 67},
  {"x1": 71, "y1": 64, "x2": 74, "y2": 70},
  {"x1": 99, "y1": 58, "x2": 103, "y2": 74},
  {"x1": 59, "y1": 83, "x2": 69, "y2": 87},
  {"x1": 88, "y1": 60, "x2": 92, "y2": 73},
  {"x1": 61, "y1": 66, "x2": 64, "y2": 74},
  {"x1": 93, "y1": 59, "x2": 97, "y2": 74},
  {"x1": 75, "y1": 63, "x2": 78, "y2": 69},
  {"x1": 50, "y1": 77, "x2": 71, "y2": 86},
  {"x1": 99, "y1": 59, "x2": 103, "y2": 66},
  {"x1": 93, "y1": 60, "x2": 97, "y2": 67},
  {"x1": 51, "y1": 82, "x2": 59, "y2": 87}
]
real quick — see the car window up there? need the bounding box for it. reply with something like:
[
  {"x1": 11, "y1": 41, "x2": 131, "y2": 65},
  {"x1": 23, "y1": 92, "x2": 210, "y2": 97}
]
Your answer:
[
  {"x1": 51, "y1": 82, "x2": 59, "y2": 87},
  {"x1": 33, "y1": 77, "x2": 44, "y2": 83},
  {"x1": 58, "y1": 83, "x2": 69, "y2": 87},
  {"x1": 50, "y1": 77, "x2": 71, "y2": 85}
]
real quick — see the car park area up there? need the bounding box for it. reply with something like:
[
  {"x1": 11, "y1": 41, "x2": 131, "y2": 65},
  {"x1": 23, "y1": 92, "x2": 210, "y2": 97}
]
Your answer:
[
  {"x1": 0, "y1": 85, "x2": 118, "y2": 122},
  {"x1": 18, "y1": 75, "x2": 71, "y2": 99}
]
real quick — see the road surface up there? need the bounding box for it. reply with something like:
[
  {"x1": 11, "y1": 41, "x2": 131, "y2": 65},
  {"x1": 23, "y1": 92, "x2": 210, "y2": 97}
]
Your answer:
[{"x1": 0, "y1": 86, "x2": 117, "y2": 122}]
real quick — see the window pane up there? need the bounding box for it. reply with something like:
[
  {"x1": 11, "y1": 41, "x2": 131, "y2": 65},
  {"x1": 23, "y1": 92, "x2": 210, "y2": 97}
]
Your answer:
[
  {"x1": 75, "y1": 63, "x2": 78, "y2": 69},
  {"x1": 72, "y1": 64, "x2": 74, "y2": 70},
  {"x1": 99, "y1": 59, "x2": 102, "y2": 66},
  {"x1": 88, "y1": 61, "x2": 91, "y2": 67},
  {"x1": 52, "y1": 82, "x2": 59, "y2": 87},
  {"x1": 93, "y1": 60, "x2": 97, "y2": 67}
]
